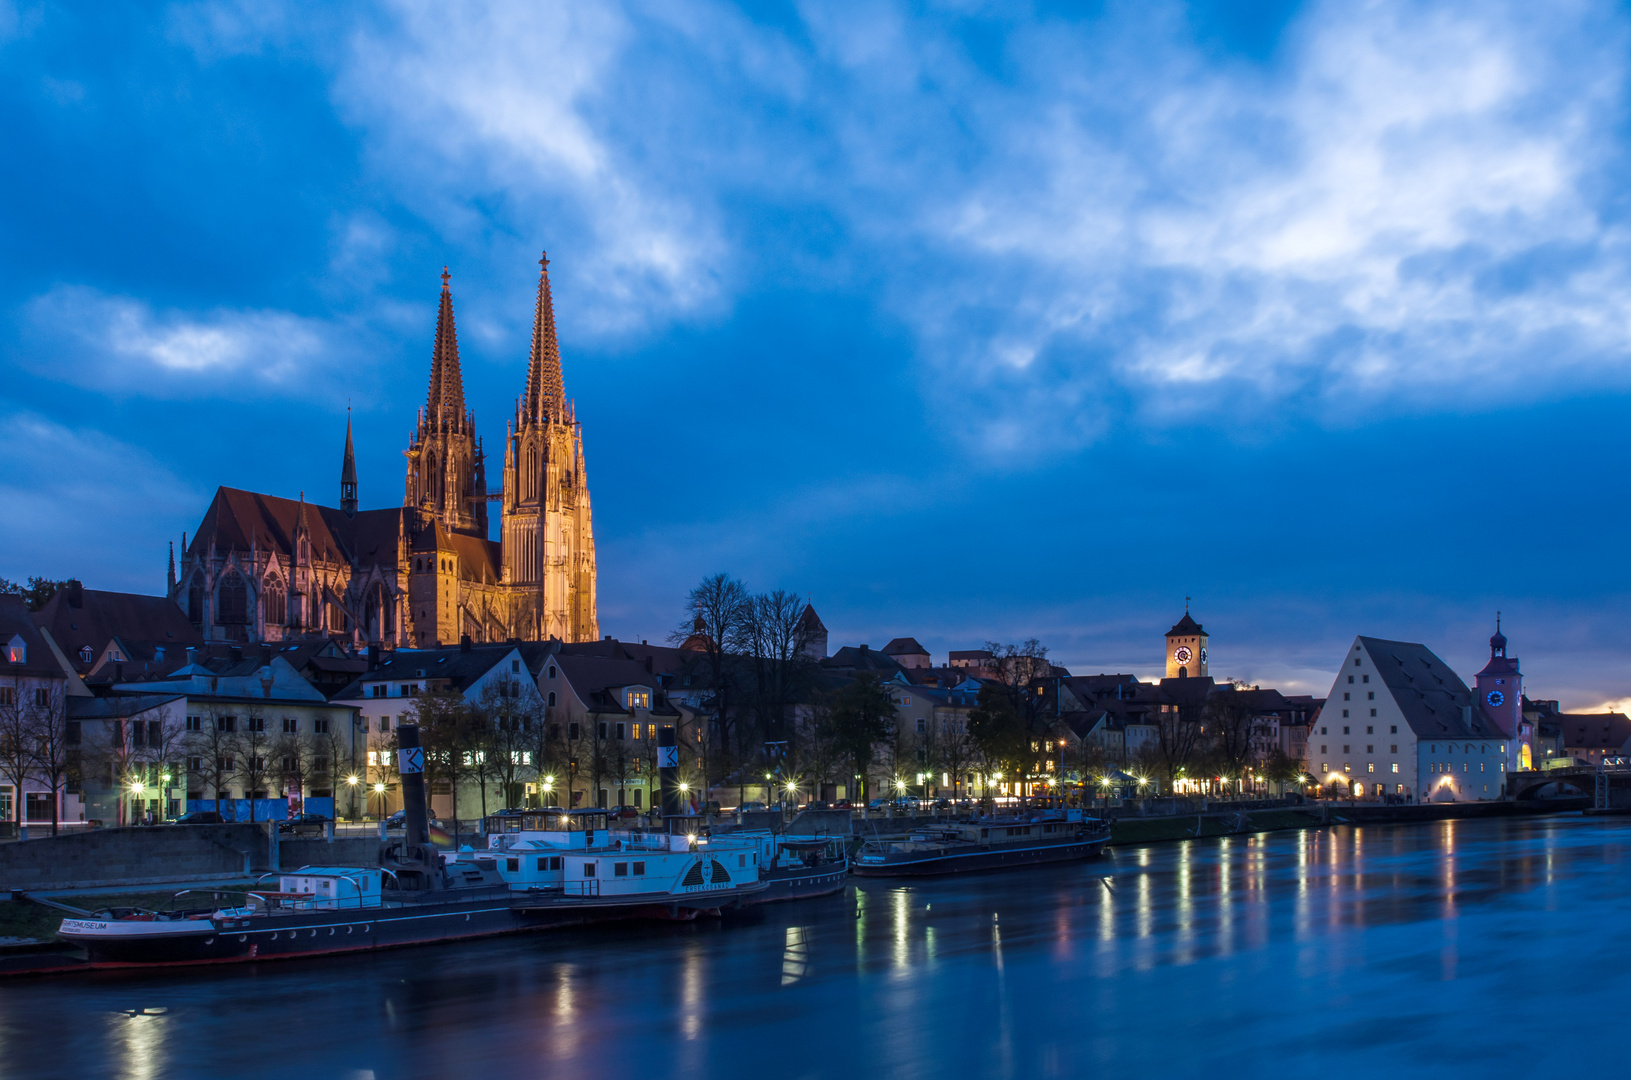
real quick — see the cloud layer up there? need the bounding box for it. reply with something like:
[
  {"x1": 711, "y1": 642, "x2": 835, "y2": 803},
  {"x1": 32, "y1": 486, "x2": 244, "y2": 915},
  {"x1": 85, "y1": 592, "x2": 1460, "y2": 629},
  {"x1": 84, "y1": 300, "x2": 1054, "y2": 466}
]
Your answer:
[{"x1": 153, "y1": 0, "x2": 1631, "y2": 450}]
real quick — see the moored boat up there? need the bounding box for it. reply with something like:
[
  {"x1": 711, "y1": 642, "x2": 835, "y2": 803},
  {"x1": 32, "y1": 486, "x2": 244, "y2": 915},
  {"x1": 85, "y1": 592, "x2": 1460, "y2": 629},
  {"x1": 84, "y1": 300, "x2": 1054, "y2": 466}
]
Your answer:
[
  {"x1": 851, "y1": 809, "x2": 1109, "y2": 877},
  {"x1": 54, "y1": 724, "x2": 765, "y2": 969}
]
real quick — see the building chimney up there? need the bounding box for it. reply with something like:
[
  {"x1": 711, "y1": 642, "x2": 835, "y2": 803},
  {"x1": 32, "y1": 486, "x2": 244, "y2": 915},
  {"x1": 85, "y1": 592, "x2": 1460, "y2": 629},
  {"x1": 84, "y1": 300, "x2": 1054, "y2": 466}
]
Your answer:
[
  {"x1": 460, "y1": 634, "x2": 472, "y2": 653},
  {"x1": 644, "y1": 655, "x2": 653, "y2": 674},
  {"x1": 367, "y1": 643, "x2": 380, "y2": 670},
  {"x1": 67, "y1": 581, "x2": 84, "y2": 608},
  {"x1": 185, "y1": 646, "x2": 197, "y2": 666},
  {"x1": 260, "y1": 666, "x2": 274, "y2": 698}
]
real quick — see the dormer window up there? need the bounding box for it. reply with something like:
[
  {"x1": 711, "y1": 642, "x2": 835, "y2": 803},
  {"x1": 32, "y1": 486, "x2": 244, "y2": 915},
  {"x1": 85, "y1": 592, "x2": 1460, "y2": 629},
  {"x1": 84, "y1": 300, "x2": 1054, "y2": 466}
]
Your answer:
[
  {"x1": 624, "y1": 689, "x2": 651, "y2": 710},
  {"x1": 4, "y1": 636, "x2": 24, "y2": 664},
  {"x1": 78, "y1": 646, "x2": 93, "y2": 664}
]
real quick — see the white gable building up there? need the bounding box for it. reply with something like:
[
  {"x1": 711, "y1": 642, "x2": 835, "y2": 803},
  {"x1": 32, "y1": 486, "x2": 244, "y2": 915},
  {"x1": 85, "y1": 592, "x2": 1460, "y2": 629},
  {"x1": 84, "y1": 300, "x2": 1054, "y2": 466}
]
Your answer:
[{"x1": 1314, "y1": 633, "x2": 1517, "y2": 802}]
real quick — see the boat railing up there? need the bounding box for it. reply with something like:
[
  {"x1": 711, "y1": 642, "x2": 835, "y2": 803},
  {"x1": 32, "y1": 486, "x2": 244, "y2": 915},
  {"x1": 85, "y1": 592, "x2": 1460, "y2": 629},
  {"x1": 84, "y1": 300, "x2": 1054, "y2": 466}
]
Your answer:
[{"x1": 561, "y1": 879, "x2": 601, "y2": 898}]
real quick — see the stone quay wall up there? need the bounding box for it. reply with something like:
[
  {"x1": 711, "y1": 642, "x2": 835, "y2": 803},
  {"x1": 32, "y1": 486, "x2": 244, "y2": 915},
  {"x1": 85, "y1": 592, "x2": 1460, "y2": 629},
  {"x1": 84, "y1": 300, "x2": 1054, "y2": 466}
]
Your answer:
[{"x1": 0, "y1": 825, "x2": 380, "y2": 890}]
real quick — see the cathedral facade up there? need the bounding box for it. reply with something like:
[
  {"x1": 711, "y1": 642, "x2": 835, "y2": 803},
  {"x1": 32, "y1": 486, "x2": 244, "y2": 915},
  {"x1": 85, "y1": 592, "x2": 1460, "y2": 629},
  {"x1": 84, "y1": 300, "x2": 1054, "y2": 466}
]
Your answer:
[{"x1": 170, "y1": 255, "x2": 599, "y2": 648}]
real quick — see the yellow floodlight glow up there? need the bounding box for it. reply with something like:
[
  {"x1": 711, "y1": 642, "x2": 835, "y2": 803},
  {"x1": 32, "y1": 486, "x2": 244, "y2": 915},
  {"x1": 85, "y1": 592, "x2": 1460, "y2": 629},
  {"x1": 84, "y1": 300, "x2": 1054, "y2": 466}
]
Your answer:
[
  {"x1": 346, "y1": 775, "x2": 359, "y2": 786},
  {"x1": 373, "y1": 782, "x2": 386, "y2": 793},
  {"x1": 678, "y1": 782, "x2": 690, "y2": 793},
  {"x1": 129, "y1": 780, "x2": 145, "y2": 795},
  {"x1": 542, "y1": 776, "x2": 554, "y2": 791}
]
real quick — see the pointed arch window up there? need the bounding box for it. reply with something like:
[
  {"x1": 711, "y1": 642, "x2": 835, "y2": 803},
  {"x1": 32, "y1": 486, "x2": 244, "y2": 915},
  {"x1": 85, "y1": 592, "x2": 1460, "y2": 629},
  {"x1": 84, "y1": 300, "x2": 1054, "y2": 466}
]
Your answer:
[
  {"x1": 263, "y1": 581, "x2": 286, "y2": 626},
  {"x1": 217, "y1": 573, "x2": 248, "y2": 624},
  {"x1": 187, "y1": 578, "x2": 205, "y2": 624}
]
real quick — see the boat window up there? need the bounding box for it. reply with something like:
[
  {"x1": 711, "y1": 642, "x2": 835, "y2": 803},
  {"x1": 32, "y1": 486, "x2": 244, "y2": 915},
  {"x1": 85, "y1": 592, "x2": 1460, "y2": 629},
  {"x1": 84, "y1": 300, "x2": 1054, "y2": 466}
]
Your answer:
[
  {"x1": 537, "y1": 857, "x2": 549, "y2": 871},
  {"x1": 738, "y1": 854, "x2": 747, "y2": 868},
  {"x1": 614, "y1": 862, "x2": 628, "y2": 877},
  {"x1": 506, "y1": 858, "x2": 519, "y2": 872},
  {"x1": 633, "y1": 862, "x2": 645, "y2": 876},
  {"x1": 584, "y1": 863, "x2": 596, "y2": 877}
]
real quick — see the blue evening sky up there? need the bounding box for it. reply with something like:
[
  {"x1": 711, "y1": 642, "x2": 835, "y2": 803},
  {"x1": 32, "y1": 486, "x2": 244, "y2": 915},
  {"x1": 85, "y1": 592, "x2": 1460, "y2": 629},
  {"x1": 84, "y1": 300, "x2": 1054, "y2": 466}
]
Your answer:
[{"x1": 3, "y1": 1, "x2": 1629, "y2": 705}]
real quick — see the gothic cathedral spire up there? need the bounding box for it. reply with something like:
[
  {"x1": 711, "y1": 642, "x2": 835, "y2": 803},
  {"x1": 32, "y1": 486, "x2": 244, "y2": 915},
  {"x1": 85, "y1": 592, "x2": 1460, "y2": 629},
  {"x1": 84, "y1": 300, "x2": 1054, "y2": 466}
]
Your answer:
[
  {"x1": 522, "y1": 251, "x2": 566, "y2": 425},
  {"x1": 340, "y1": 408, "x2": 358, "y2": 517},
  {"x1": 426, "y1": 267, "x2": 468, "y2": 431},
  {"x1": 405, "y1": 267, "x2": 485, "y2": 536}
]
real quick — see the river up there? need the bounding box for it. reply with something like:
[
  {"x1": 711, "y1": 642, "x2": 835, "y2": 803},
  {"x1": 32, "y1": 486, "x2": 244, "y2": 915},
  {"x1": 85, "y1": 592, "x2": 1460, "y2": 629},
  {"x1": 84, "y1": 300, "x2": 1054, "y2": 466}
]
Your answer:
[{"x1": 2, "y1": 813, "x2": 1628, "y2": 1079}]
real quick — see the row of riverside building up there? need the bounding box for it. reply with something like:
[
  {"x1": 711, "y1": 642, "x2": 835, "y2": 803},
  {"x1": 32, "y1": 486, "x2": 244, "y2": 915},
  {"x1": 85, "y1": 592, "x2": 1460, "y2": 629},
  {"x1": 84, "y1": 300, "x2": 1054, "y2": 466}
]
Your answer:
[
  {"x1": 3, "y1": 584, "x2": 1627, "y2": 828},
  {"x1": 3, "y1": 258, "x2": 1626, "y2": 827}
]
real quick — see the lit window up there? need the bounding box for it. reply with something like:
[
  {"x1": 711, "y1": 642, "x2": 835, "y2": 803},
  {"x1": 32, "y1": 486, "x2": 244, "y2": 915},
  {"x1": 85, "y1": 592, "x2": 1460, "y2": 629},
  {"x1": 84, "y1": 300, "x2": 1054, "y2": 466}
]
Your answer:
[
  {"x1": 1391, "y1": 763, "x2": 1399, "y2": 774},
  {"x1": 1367, "y1": 763, "x2": 1375, "y2": 773}
]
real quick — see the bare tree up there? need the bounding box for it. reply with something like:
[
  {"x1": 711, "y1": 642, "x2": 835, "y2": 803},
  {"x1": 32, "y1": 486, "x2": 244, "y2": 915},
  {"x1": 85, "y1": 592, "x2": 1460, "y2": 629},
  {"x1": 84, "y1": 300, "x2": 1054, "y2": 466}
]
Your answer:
[
  {"x1": 0, "y1": 677, "x2": 30, "y2": 830},
  {"x1": 1153, "y1": 702, "x2": 1208, "y2": 790},
  {"x1": 669, "y1": 573, "x2": 749, "y2": 791},
  {"x1": 272, "y1": 716, "x2": 317, "y2": 813},
  {"x1": 27, "y1": 685, "x2": 73, "y2": 834},
  {"x1": 740, "y1": 588, "x2": 818, "y2": 752},
  {"x1": 1207, "y1": 683, "x2": 1261, "y2": 793},
  {"x1": 229, "y1": 709, "x2": 276, "y2": 822},
  {"x1": 185, "y1": 705, "x2": 238, "y2": 817}
]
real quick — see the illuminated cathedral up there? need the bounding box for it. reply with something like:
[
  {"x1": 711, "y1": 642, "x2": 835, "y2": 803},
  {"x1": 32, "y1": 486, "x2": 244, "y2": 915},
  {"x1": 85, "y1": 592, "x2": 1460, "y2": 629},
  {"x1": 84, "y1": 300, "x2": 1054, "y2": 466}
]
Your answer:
[{"x1": 170, "y1": 254, "x2": 599, "y2": 647}]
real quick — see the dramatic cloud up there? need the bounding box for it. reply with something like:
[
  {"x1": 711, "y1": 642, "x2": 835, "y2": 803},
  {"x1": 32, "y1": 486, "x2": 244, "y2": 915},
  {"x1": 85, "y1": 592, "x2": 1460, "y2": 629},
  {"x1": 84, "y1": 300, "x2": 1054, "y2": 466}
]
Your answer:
[
  {"x1": 168, "y1": 0, "x2": 1631, "y2": 449},
  {"x1": 19, "y1": 286, "x2": 359, "y2": 397}
]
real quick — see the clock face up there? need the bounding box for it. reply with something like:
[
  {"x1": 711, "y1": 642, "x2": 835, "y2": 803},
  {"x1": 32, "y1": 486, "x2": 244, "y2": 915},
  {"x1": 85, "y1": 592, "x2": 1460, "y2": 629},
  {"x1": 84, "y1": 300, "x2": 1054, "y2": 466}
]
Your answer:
[
  {"x1": 1486, "y1": 690, "x2": 1504, "y2": 708},
  {"x1": 1173, "y1": 646, "x2": 1193, "y2": 665}
]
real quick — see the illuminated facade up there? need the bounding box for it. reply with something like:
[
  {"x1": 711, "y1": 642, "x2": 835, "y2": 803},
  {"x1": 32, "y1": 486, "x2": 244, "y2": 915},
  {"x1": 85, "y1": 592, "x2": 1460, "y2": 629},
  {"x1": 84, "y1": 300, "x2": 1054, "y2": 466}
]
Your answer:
[{"x1": 173, "y1": 256, "x2": 599, "y2": 648}]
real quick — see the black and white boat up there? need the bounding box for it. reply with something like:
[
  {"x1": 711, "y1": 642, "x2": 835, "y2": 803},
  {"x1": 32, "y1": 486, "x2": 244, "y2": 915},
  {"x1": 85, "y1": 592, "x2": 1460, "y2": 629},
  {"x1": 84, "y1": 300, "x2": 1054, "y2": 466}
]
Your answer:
[
  {"x1": 714, "y1": 832, "x2": 849, "y2": 903},
  {"x1": 851, "y1": 809, "x2": 1110, "y2": 877}
]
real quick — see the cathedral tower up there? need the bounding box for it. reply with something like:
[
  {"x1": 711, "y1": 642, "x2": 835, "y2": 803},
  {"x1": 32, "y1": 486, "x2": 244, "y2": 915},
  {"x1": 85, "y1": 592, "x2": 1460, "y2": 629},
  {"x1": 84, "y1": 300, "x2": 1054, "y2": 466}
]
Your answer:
[
  {"x1": 404, "y1": 269, "x2": 487, "y2": 537},
  {"x1": 500, "y1": 252, "x2": 598, "y2": 642}
]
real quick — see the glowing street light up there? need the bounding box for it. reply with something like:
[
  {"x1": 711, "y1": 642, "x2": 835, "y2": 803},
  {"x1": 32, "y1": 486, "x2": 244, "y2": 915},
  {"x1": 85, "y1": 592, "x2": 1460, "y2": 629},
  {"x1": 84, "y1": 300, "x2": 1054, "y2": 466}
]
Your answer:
[
  {"x1": 129, "y1": 779, "x2": 146, "y2": 795},
  {"x1": 346, "y1": 775, "x2": 359, "y2": 787},
  {"x1": 678, "y1": 782, "x2": 690, "y2": 793},
  {"x1": 541, "y1": 775, "x2": 555, "y2": 792},
  {"x1": 373, "y1": 782, "x2": 386, "y2": 794}
]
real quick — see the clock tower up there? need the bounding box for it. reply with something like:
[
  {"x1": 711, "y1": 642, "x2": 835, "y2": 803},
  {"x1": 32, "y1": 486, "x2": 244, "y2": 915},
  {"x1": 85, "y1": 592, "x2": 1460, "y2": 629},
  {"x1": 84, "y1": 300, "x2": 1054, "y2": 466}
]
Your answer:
[
  {"x1": 1165, "y1": 607, "x2": 1208, "y2": 679},
  {"x1": 1475, "y1": 617, "x2": 1521, "y2": 739}
]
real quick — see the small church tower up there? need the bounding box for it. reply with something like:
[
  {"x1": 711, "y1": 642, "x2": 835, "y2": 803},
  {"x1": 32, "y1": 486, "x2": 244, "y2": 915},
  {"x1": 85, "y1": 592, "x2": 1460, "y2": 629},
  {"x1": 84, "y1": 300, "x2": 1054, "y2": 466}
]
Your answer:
[{"x1": 1165, "y1": 605, "x2": 1208, "y2": 679}]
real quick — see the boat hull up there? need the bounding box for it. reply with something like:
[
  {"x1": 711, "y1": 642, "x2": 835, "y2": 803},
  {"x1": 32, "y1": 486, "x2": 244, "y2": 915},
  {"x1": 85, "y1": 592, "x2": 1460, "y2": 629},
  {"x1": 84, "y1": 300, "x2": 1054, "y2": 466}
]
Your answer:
[
  {"x1": 58, "y1": 883, "x2": 766, "y2": 968},
  {"x1": 851, "y1": 835, "x2": 1108, "y2": 877},
  {"x1": 748, "y1": 862, "x2": 849, "y2": 903}
]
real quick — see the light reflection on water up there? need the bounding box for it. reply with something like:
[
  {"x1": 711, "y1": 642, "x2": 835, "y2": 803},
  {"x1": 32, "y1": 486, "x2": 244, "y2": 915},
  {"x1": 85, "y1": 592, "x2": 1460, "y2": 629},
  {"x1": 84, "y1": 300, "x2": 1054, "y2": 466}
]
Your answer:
[{"x1": 3, "y1": 815, "x2": 1631, "y2": 1079}]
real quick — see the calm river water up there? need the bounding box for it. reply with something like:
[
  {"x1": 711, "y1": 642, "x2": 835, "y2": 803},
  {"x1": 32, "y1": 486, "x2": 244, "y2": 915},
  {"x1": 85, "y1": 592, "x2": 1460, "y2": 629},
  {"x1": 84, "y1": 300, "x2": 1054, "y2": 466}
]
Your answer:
[{"x1": 2, "y1": 814, "x2": 1628, "y2": 1079}]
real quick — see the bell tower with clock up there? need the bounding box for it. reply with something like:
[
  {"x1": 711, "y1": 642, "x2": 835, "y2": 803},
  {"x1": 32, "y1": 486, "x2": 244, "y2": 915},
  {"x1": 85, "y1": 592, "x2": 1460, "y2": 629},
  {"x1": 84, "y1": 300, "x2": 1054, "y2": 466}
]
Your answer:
[
  {"x1": 1475, "y1": 616, "x2": 1522, "y2": 739},
  {"x1": 1165, "y1": 605, "x2": 1208, "y2": 679}
]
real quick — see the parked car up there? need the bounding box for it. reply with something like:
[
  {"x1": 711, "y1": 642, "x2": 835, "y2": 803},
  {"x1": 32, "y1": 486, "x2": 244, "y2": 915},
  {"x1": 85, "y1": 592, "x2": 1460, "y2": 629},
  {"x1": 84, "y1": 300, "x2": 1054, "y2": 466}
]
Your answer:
[
  {"x1": 172, "y1": 810, "x2": 225, "y2": 825},
  {"x1": 738, "y1": 801, "x2": 768, "y2": 813},
  {"x1": 608, "y1": 805, "x2": 644, "y2": 821},
  {"x1": 385, "y1": 810, "x2": 442, "y2": 829},
  {"x1": 278, "y1": 812, "x2": 333, "y2": 835}
]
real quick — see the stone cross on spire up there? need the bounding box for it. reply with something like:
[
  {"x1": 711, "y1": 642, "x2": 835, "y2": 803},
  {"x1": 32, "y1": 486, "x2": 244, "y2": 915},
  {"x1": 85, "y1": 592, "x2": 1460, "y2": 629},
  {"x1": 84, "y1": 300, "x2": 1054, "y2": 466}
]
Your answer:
[{"x1": 522, "y1": 250, "x2": 565, "y2": 425}]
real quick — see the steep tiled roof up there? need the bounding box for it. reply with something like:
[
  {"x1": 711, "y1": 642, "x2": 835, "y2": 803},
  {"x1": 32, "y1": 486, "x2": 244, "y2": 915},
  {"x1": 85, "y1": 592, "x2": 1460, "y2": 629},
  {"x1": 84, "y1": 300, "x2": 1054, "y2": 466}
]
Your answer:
[
  {"x1": 882, "y1": 637, "x2": 929, "y2": 658},
  {"x1": 0, "y1": 596, "x2": 65, "y2": 679},
  {"x1": 1359, "y1": 636, "x2": 1507, "y2": 740},
  {"x1": 188, "y1": 487, "x2": 404, "y2": 569},
  {"x1": 33, "y1": 586, "x2": 201, "y2": 674},
  {"x1": 1557, "y1": 712, "x2": 1631, "y2": 752},
  {"x1": 1167, "y1": 612, "x2": 1205, "y2": 636}
]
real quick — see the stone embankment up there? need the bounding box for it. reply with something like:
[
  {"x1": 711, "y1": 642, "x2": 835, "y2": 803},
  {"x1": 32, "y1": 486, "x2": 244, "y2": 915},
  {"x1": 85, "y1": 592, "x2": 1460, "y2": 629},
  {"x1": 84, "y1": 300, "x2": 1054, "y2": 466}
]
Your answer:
[{"x1": 0, "y1": 824, "x2": 379, "y2": 891}]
